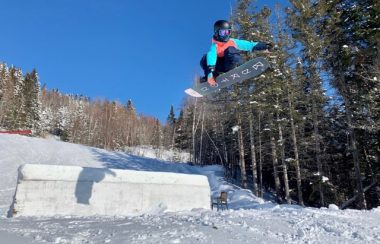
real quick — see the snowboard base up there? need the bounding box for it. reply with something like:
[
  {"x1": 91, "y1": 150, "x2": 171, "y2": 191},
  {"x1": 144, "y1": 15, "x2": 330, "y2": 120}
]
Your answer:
[{"x1": 184, "y1": 88, "x2": 203, "y2": 98}]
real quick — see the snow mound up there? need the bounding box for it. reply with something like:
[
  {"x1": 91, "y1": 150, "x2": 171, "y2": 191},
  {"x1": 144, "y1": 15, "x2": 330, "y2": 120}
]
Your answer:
[{"x1": 328, "y1": 204, "x2": 340, "y2": 210}]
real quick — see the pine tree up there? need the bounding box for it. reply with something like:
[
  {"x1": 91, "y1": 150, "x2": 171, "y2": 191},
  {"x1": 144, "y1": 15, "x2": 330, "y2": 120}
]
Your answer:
[
  {"x1": 0, "y1": 63, "x2": 10, "y2": 127},
  {"x1": 231, "y1": 0, "x2": 280, "y2": 197},
  {"x1": 22, "y1": 69, "x2": 41, "y2": 132},
  {"x1": 6, "y1": 68, "x2": 25, "y2": 129},
  {"x1": 125, "y1": 99, "x2": 137, "y2": 146},
  {"x1": 164, "y1": 105, "x2": 176, "y2": 149},
  {"x1": 151, "y1": 119, "x2": 162, "y2": 148},
  {"x1": 287, "y1": 0, "x2": 330, "y2": 207},
  {"x1": 0, "y1": 63, "x2": 5, "y2": 102},
  {"x1": 166, "y1": 105, "x2": 175, "y2": 126},
  {"x1": 126, "y1": 99, "x2": 136, "y2": 115},
  {"x1": 174, "y1": 109, "x2": 190, "y2": 150},
  {"x1": 318, "y1": 0, "x2": 380, "y2": 209}
]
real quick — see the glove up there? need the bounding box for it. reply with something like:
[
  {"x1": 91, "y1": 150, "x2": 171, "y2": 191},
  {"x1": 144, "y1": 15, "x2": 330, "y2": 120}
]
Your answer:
[
  {"x1": 265, "y1": 42, "x2": 274, "y2": 51},
  {"x1": 252, "y1": 42, "x2": 274, "y2": 51}
]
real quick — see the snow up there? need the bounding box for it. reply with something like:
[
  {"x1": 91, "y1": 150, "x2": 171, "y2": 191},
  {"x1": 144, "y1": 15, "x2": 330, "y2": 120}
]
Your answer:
[
  {"x1": 285, "y1": 158, "x2": 295, "y2": 162},
  {"x1": 1, "y1": 134, "x2": 380, "y2": 243},
  {"x1": 124, "y1": 146, "x2": 190, "y2": 163},
  {"x1": 231, "y1": 125, "x2": 240, "y2": 133},
  {"x1": 312, "y1": 173, "x2": 329, "y2": 183},
  {"x1": 328, "y1": 204, "x2": 340, "y2": 210}
]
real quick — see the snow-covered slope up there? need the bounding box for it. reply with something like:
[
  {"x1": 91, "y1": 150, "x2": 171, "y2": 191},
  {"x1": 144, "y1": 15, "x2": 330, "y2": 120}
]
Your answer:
[
  {"x1": 124, "y1": 146, "x2": 190, "y2": 162},
  {"x1": 1, "y1": 134, "x2": 380, "y2": 243}
]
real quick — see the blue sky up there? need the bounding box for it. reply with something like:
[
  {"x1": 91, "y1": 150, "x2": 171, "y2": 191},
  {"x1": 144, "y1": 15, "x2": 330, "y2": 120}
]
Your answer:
[{"x1": 0, "y1": 0, "x2": 287, "y2": 122}]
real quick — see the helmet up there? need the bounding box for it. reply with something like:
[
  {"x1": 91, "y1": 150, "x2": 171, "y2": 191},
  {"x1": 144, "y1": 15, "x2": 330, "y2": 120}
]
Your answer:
[{"x1": 213, "y1": 20, "x2": 232, "y2": 42}]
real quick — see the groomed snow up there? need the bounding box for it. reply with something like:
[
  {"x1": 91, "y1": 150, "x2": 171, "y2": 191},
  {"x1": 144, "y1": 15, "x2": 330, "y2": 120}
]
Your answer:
[{"x1": 1, "y1": 134, "x2": 380, "y2": 243}]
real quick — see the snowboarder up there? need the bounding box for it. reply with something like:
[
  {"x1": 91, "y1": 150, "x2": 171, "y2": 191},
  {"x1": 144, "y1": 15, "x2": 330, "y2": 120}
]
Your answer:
[{"x1": 200, "y1": 20, "x2": 273, "y2": 86}]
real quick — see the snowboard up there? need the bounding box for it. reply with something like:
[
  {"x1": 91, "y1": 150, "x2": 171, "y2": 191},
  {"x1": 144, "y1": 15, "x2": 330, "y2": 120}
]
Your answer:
[{"x1": 185, "y1": 57, "x2": 270, "y2": 97}]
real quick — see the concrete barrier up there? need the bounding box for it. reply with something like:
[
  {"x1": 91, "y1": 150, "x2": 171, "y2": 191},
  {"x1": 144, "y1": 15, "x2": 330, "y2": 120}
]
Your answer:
[{"x1": 10, "y1": 164, "x2": 211, "y2": 217}]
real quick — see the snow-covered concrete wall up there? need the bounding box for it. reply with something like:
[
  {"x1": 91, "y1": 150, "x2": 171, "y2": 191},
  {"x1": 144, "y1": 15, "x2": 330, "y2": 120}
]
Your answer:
[{"x1": 11, "y1": 164, "x2": 211, "y2": 217}]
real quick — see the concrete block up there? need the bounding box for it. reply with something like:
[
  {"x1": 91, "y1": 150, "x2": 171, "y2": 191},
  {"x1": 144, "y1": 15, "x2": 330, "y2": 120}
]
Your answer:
[{"x1": 10, "y1": 164, "x2": 211, "y2": 217}]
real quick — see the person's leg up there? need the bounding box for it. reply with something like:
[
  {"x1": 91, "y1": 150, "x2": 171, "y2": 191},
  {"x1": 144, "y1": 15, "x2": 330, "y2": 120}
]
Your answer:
[
  {"x1": 224, "y1": 46, "x2": 243, "y2": 71},
  {"x1": 200, "y1": 54, "x2": 209, "y2": 78},
  {"x1": 214, "y1": 57, "x2": 225, "y2": 77},
  {"x1": 201, "y1": 54, "x2": 228, "y2": 81}
]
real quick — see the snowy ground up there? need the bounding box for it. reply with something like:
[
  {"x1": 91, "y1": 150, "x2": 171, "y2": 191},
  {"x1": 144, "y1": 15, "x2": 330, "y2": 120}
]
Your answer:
[
  {"x1": 1, "y1": 134, "x2": 380, "y2": 243},
  {"x1": 124, "y1": 146, "x2": 190, "y2": 163}
]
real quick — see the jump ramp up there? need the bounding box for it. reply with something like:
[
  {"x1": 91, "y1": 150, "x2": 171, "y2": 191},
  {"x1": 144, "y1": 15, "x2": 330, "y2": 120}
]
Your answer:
[{"x1": 10, "y1": 164, "x2": 211, "y2": 217}]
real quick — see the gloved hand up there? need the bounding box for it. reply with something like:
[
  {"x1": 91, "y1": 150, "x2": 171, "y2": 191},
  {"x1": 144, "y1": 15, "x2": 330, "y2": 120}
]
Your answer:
[
  {"x1": 265, "y1": 42, "x2": 274, "y2": 51},
  {"x1": 252, "y1": 42, "x2": 274, "y2": 51}
]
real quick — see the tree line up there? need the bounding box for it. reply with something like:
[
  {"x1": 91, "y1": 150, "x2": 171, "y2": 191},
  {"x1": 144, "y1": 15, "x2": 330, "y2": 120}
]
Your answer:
[
  {"x1": 0, "y1": 63, "x2": 180, "y2": 151},
  {"x1": 172, "y1": 0, "x2": 379, "y2": 209}
]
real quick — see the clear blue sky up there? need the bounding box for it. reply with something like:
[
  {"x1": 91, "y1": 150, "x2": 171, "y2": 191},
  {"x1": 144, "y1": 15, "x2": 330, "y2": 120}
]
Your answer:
[{"x1": 0, "y1": 0, "x2": 287, "y2": 122}]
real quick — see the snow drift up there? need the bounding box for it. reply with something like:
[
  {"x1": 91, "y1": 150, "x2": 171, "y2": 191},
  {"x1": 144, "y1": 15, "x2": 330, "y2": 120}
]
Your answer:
[{"x1": 10, "y1": 164, "x2": 211, "y2": 217}]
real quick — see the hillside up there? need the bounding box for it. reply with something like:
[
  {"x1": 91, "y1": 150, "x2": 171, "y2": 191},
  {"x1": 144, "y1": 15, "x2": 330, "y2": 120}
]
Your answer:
[{"x1": 0, "y1": 134, "x2": 379, "y2": 244}]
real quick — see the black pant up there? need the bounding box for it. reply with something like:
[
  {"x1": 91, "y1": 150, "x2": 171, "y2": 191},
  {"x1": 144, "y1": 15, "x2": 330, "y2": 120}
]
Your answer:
[{"x1": 200, "y1": 46, "x2": 244, "y2": 78}]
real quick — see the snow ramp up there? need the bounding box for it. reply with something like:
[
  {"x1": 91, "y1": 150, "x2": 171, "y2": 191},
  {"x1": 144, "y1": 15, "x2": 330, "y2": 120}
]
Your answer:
[{"x1": 10, "y1": 164, "x2": 211, "y2": 217}]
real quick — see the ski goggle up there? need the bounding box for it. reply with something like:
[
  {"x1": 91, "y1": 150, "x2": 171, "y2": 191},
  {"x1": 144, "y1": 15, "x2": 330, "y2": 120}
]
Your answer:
[{"x1": 218, "y1": 29, "x2": 231, "y2": 36}]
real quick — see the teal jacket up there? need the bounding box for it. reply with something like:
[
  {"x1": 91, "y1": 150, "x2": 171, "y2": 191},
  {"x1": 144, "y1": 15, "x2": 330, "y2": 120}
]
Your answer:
[{"x1": 207, "y1": 38, "x2": 259, "y2": 67}]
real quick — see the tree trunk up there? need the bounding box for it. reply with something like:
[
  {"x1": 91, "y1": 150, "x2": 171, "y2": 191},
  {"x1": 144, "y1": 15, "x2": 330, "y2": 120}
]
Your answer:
[
  {"x1": 276, "y1": 101, "x2": 290, "y2": 204},
  {"x1": 270, "y1": 114, "x2": 282, "y2": 203},
  {"x1": 237, "y1": 112, "x2": 248, "y2": 189},
  {"x1": 341, "y1": 180, "x2": 377, "y2": 209},
  {"x1": 219, "y1": 120, "x2": 228, "y2": 167},
  {"x1": 248, "y1": 111, "x2": 258, "y2": 196},
  {"x1": 287, "y1": 86, "x2": 304, "y2": 206},
  {"x1": 336, "y1": 72, "x2": 367, "y2": 209},
  {"x1": 343, "y1": 97, "x2": 367, "y2": 209},
  {"x1": 171, "y1": 123, "x2": 176, "y2": 150},
  {"x1": 258, "y1": 110, "x2": 264, "y2": 198},
  {"x1": 312, "y1": 97, "x2": 325, "y2": 207},
  {"x1": 314, "y1": 117, "x2": 325, "y2": 207},
  {"x1": 199, "y1": 106, "x2": 205, "y2": 165},
  {"x1": 191, "y1": 98, "x2": 197, "y2": 164}
]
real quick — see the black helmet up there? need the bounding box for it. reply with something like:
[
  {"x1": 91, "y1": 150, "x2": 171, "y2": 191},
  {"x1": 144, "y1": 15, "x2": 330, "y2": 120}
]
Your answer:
[{"x1": 213, "y1": 20, "x2": 232, "y2": 42}]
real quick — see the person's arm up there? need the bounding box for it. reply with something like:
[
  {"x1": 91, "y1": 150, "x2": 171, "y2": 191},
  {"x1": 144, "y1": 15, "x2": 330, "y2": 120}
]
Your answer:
[
  {"x1": 232, "y1": 38, "x2": 273, "y2": 52},
  {"x1": 206, "y1": 43, "x2": 217, "y2": 86},
  {"x1": 232, "y1": 38, "x2": 259, "y2": 51},
  {"x1": 206, "y1": 43, "x2": 217, "y2": 67},
  {"x1": 251, "y1": 42, "x2": 273, "y2": 51}
]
